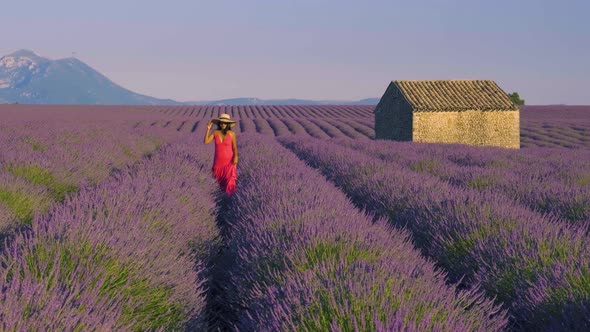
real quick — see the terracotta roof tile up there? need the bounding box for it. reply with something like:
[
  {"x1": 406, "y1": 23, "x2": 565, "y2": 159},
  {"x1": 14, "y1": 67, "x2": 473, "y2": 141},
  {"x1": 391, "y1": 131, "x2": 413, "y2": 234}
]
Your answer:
[{"x1": 394, "y1": 80, "x2": 518, "y2": 111}]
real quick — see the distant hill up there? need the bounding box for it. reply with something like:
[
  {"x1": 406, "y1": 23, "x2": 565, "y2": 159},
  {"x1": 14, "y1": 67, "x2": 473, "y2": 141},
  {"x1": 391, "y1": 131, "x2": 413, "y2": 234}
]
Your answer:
[
  {"x1": 0, "y1": 49, "x2": 181, "y2": 105},
  {"x1": 0, "y1": 49, "x2": 379, "y2": 105}
]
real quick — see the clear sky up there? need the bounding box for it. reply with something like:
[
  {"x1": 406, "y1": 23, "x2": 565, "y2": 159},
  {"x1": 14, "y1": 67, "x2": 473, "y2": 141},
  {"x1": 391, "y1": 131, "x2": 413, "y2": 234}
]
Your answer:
[{"x1": 1, "y1": 0, "x2": 589, "y2": 104}]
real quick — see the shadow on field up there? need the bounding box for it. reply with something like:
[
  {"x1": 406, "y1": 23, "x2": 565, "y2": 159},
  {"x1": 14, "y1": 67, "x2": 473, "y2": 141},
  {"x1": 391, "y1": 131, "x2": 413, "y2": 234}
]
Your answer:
[
  {"x1": 0, "y1": 223, "x2": 30, "y2": 253},
  {"x1": 189, "y1": 191, "x2": 240, "y2": 332}
]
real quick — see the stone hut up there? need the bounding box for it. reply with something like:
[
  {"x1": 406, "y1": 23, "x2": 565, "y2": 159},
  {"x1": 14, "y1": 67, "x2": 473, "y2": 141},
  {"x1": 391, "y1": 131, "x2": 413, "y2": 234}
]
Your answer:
[{"x1": 374, "y1": 80, "x2": 520, "y2": 149}]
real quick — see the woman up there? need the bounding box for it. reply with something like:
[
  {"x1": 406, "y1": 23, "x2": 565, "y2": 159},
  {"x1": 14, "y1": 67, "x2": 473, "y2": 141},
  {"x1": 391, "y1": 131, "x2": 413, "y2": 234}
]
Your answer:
[{"x1": 204, "y1": 113, "x2": 238, "y2": 195}]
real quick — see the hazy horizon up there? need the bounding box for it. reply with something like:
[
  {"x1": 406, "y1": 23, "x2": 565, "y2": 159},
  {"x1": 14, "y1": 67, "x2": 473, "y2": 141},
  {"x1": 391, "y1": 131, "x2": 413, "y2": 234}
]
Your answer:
[{"x1": 1, "y1": 0, "x2": 589, "y2": 104}]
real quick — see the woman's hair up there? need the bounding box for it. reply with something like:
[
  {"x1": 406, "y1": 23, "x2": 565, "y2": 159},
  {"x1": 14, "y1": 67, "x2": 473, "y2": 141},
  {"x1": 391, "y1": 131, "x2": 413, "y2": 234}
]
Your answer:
[{"x1": 217, "y1": 122, "x2": 232, "y2": 134}]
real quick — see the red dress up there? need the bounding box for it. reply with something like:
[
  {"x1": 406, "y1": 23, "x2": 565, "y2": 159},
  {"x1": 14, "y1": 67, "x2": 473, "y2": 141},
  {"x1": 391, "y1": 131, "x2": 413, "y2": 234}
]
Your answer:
[{"x1": 212, "y1": 131, "x2": 237, "y2": 195}]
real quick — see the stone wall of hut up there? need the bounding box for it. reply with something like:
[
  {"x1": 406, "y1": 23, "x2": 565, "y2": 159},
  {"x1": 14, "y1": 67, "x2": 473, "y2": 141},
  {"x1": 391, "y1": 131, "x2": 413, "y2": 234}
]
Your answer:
[
  {"x1": 412, "y1": 109, "x2": 520, "y2": 148},
  {"x1": 375, "y1": 86, "x2": 413, "y2": 141}
]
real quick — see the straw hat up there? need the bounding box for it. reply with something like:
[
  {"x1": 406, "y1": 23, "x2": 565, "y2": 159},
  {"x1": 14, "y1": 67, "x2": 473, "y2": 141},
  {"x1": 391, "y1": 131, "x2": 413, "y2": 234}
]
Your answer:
[{"x1": 211, "y1": 113, "x2": 237, "y2": 127}]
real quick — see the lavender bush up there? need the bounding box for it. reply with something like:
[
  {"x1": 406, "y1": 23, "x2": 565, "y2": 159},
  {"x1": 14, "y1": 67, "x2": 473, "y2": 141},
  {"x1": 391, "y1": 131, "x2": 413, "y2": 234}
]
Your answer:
[
  {"x1": 0, "y1": 112, "x2": 181, "y2": 245},
  {"x1": 329, "y1": 119, "x2": 371, "y2": 139},
  {"x1": 330, "y1": 138, "x2": 590, "y2": 227},
  {"x1": 199, "y1": 133, "x2": 507, "y2": 331},
  {"x1": 520, "y1": 106, "x2": 590, "y2": 149},
  {"x1": 294, "y1": 118, "x2": 331, "y2": 139},
  {"x1": 266, "y1": 118, "x2": 292, "y2": 136},
  {"x1": 252, "y1": 118, "x2": 275, "y2": 136},
  {"x1": 280, "y1": 118, "x2": 308, "y2": 135},
  {"x1": 307, "y1": 117, "x2": 346, "y2": 138},
  {"x1": 0, "y1": 135, "x2": 220, "y2": 331},
  {"x1": 279, "y1": 136, "x2": 590, "y2": 330}
]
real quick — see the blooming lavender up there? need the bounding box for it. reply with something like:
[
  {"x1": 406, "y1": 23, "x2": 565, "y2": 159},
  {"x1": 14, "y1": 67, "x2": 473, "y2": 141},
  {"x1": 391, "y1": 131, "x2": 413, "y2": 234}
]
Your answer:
[
  {"x1": 49, "y1": 104, "x2": 588, "y2": 148},
  {"x1": 1, "y1": 103, "x2": 588, "y2": 330},
  {"x1": 0, "y1": 171, "x2": 52, "y2": 233},
  {"x1": 0, "y1": 135, "x2": 220, "y2": 330},
  {"x1": 280, "y1": 118, "x2": 309, "y2": 135},
  {"x1": 330, "y1": 138, "x2": 590, "y2": 227},
  {"x1": 0, "y1": 108, "x2": 182, "y2": 246},
  {"x1": 252, "y1": 118, "x2": 275, "y2": 136},
  {"x1": 520, "y1": 106, "x2": 590, "y2": 149},
  {"x1": 195, "y1": 133, "x2": 507, "y2": 331},
  {"x1": 266, "y1": 118, "x2": 292, "y2": 136},
  {"x1": 280, "y1": 135, "x2": 590, "y2": 330}
]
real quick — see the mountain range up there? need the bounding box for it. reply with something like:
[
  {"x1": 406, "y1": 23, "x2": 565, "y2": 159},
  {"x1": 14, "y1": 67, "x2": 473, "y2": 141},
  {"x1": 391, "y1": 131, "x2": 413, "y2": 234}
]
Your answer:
[{"x1": 0, "y1": 49, "x2": 379, "y2": 105}]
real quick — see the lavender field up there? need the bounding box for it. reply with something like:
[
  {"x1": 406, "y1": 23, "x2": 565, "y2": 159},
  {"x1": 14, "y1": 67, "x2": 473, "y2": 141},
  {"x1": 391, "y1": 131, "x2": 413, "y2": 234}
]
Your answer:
[{"x1": 0, "y1": 104, "x2": 589, "y2": 331}]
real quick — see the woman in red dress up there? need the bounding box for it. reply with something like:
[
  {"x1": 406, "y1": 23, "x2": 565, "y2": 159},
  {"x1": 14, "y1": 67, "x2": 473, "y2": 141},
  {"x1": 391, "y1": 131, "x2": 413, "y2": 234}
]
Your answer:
[{"x1": 204, "y1": 113, "x2": 238, "y2": 195}]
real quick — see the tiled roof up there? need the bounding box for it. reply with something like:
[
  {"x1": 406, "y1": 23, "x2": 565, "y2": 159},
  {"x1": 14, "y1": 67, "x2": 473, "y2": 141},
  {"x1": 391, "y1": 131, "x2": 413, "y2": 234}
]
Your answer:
[{"x1": 394, "y1": 80, "x2": 518, "y2": 111}]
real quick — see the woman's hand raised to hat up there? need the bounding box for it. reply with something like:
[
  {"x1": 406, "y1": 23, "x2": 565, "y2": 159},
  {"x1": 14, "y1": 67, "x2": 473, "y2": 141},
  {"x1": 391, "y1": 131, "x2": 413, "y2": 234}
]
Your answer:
[{"x1": 206, "y1": 120, "x2": 213, "y2": 130}]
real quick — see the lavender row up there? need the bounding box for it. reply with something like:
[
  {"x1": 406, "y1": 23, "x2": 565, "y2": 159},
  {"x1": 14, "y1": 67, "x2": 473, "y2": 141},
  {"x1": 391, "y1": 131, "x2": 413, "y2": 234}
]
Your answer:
[
  {"x1": 158, "y1": 115, "x2": 375, "y2": 140},
  {"x1": 0, "y1": 135, "x2": 220, "y2": 330},
  {"x1": 0, "y1": 119, "x2": 181, "y2": 236},
  {"x1": 147, "y1": 104, "x2": 375, "y2": 119},
  {"x1": 330, "y1": 138, "x2": 590, "y2": 226},
  {"x1": 331, "y1": 136, "x2": 590, "y2": 185},
  {"x1": 199, "y1": 133, "x2": 507, "y2": 331},
  {"x1": 521, "y1": 125, "x2": 590, "y2": 149},
  {"x1": 279, "y1": 136, "x2": 590, "y2": 331},
  {"x1": 519, "y1": 106, "x2": 590, "y2": 148}
]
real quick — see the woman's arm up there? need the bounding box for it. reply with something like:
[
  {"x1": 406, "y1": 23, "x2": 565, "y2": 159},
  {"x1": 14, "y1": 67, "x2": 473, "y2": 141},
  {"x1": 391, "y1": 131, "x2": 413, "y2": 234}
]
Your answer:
[
  {"x1": 232, "y1": 132, "x2": 238, "y2": 164},
  {"x1": 204, "y1": 121, "x2": 215, "y2": 144}
]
